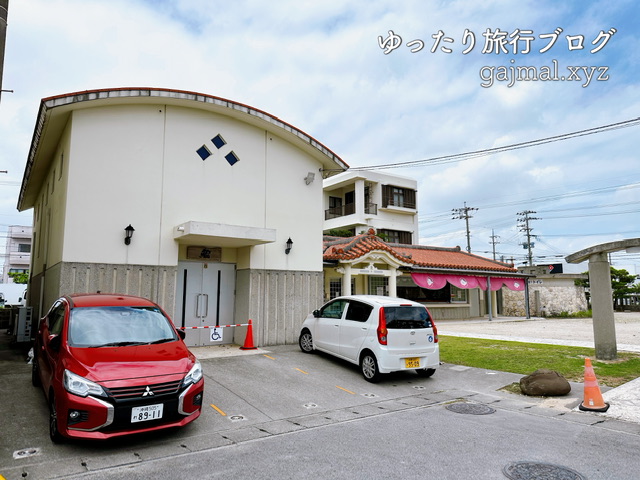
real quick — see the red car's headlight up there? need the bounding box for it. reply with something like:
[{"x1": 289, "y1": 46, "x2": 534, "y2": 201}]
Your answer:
[
  {"x1": 63, "y1": 370, "x2": 107, "y2": 398},
  {"x1": 182, "y1": 361, "x2": 203, "y2": 388}
]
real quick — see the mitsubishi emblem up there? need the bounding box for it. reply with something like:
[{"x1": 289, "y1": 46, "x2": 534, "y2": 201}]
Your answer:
[{"x1": 142, "y1": 386, "x2": 154, "y2": 397}]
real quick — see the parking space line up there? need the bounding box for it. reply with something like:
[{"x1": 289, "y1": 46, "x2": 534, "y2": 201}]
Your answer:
[
  {"x1": 336, "y1": 385, "x2": 356, "y2": 395},
  {"x1": 210, "y1": 404, "x2": 227, "y2": 416},
  {"x1": 295, "y1": 368, "x2": 309, "y2": 375},
  {"x1": 263, "y1": 355, "x2": 276, "y2": 360}
]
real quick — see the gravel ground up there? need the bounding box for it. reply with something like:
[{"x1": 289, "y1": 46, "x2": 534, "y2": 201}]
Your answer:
[{"x1": 437, "y1": 311, "x2": 640, "y2": 352}]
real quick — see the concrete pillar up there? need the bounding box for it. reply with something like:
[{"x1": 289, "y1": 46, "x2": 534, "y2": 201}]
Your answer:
[
  {"x1": 355, "y1": 179, "x2": 365, "y2": 218},
  {"x1": 342, "y1": 264, "x2": 352, "y2": 296},
  {"x1": 491, "y1": 290, "x2": 498, "y2": 317},
  {"x1": 588, "y1": 252, "x2": 617, "y2": 360},
  {"x1": 388, "y1": 267, "x2": 397, "y2": 297},
  {"x1": 487, "y1": 278, "x2": 493, "y2": 321}
]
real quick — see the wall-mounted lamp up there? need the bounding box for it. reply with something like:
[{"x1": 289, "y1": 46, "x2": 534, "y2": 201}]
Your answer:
[
  {"x1": 124, "y1": 224, "x2": 135, "y2": 245},
  {"x1": 304, "y1": 172, "x2": 315, "y2": 185},
  {"x1": 285, "y1": 237, "x2": 293, "y2": 255}
]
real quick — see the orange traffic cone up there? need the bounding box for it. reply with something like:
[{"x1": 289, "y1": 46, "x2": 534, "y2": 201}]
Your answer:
[
  {"x1": 578, "y1": 357, "x2": 610, "y2": 412},
  {"x1": 239, "y1": 319, "x2": 257, "y2": 350}
]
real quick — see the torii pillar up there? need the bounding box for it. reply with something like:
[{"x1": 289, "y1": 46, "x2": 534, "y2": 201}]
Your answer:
[{"x1": 566, "y1": 238, "x2": 640, "y2": 360}]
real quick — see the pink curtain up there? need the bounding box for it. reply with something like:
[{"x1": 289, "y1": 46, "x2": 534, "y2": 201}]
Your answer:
[
  {"x1": 445, "y1": 275, "x2": 481, "y2": 289},
  {"x1": 499, "y1": 277, "x2": 526, "y2": 291},
  {"x1": 411, "y1": 273, "x2": 525, "y2": 291},
  {"x1": 411, "y1": 273, "x2": 448, "y2": 290}
]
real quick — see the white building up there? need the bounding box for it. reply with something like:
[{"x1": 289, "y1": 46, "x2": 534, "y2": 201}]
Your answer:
[
  {"x1": 2, "y1": 225, "x2": 32, "y2": 283},
  {"x1": 323, "y1": 170, "x2": 419, "y2": 244},
  {"x1": 17, "y1": 88, "x2": 348, "y2": 347}
]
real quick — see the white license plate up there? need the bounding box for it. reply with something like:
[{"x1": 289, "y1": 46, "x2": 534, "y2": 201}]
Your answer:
[{"x1": 131, "y1": 404, "x2": 163, "y2": 423}]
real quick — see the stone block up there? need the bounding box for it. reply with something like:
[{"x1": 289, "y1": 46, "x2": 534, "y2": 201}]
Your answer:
[{"x1": 519, "y1": 369, "x2": 571, "y2": 396}]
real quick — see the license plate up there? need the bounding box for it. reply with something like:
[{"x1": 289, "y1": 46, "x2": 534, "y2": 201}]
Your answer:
[
  {"x1": 405, "y1": 357, "x2": 420, "y2": 368},
  {"x1": 131, "y1": 404, "x2": 163, "y2": 423}
]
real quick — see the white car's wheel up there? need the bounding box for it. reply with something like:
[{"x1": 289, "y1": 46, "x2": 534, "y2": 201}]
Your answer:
[
  {"x1": 299, "y1": 330, "x2": 314, "y2": 353},
  {"x1": 360, "y1": 353, "x2": 382, "y2": 383}
]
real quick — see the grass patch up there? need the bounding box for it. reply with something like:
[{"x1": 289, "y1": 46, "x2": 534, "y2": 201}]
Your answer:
[{"x1": 439, "y1": 335, "x2": 640, "y2": 388}]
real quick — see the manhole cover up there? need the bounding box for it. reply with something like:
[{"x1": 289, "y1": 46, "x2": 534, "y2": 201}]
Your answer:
[
  {"x1": 445, "y1": 403, "x2": 496, "y2": 415},
  {"x1": 503, "y1": 462, "x2": 586, "y2": 480},
  {"x1": 229, "y1": 415, "x2": 246, "y2": 422}
]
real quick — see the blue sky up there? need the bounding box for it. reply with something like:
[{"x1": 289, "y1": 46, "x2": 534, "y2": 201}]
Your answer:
[{"x1": 0, "y1": 0, "x2": 638, "y2": 274}]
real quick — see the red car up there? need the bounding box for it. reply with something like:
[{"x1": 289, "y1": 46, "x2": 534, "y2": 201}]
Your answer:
[{"x1": 32, "y1": 293, "x2": 204, "y2": 442}]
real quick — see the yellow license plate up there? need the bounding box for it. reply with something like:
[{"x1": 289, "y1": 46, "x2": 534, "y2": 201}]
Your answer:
[{"x1": 405, "y1": 357, "x2": 420, "y2": 368}]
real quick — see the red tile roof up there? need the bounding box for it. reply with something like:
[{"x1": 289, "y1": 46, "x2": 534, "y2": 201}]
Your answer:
[{"x1": 323, "y1": 231, "x2": 517, "y2": 274}]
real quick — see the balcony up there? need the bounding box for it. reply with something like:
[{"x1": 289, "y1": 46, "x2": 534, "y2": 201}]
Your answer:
[{"x1": 325, "y1": 203, "x2": 377, "y2": 220}]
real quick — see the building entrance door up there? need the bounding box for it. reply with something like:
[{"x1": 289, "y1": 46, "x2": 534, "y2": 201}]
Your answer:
[{"x1": 175, "y1": 261, "x2": 236, "y2": 347}]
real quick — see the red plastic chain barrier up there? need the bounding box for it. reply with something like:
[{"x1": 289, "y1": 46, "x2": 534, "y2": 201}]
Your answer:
[{"x1": 177, "y1": 323, "x2": 249, "y2": 330}]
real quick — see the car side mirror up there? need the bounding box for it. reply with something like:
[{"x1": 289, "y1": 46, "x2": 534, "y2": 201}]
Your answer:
[
  {"x1": 313, "y1": 309, "x2": 320, "y2": 318},
  {"x1": 177, "y1": 329, "x2": 186, "y2": 340},
  {"x1": 49, "y1": 335, "x2": 61, "y2": 352}
]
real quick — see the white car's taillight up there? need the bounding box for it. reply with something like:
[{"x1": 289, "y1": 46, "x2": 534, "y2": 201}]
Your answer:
[{"x1": 377, "y1": 308, "x2": 388, "y2": 345}]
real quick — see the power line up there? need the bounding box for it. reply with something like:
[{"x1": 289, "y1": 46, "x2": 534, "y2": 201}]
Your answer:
[{"x1": 345, "y1": 117, "x2": 640, "y2": 171}]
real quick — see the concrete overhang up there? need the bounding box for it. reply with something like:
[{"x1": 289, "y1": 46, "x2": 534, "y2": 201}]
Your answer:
[
  {"x1": 565, "y1": 238, "x2": 640, "y2": 264},
  {"x1": 174, "y1": 221, "x2": 276, "y2": 248}
]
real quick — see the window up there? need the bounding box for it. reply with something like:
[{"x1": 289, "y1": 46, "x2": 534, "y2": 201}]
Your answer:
[
  {"x1": 382, "y1": 185, "x2": 416, "y2": 209},
  {"x1": 319, "y1": 299, "x2": 348, "y2": 319},
  {"x1": 48, "y1": 302, "x2": 66, "y2": 336},
  {"x1": 328, "y1": 278, "x2": 356, "y2": 299},
  {"x1": 450, "y1": 286, "x2": 468, "y2": 303},
  {"x1": 345, "y1": 301, "x2": 373, "y2": 323},
  {"x1": 378, "y1": 229, "x2": 412, "y2": 245},
  {"x1": 384, "y1": 306, "x2": 432, "y2": 329},
  {"x1": 18, "y1": 244, "x2": 31, "y2": 253},
  {"x1": 329, "y1": 196, "x2": 342, "y2": 209},
  {"x1": 329, "y1": 279, "x2": 342, "y2": 299},
  {"x1": 327, "y1": 196, "x2": 343, "y2": 219},
  {"x1": 344, "y1": 191, "x2": 355, "y2": 215},
  {"x1": 368, "y1": 277, "x2": 388, "y2": 296}
]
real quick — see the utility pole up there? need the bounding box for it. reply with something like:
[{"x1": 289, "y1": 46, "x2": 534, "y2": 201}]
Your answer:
[
  {"x1": 489, "y1": 229, "x2": 500, "y2": 260},
  {"x1": 452, "y1": 202, "x2": 478, "y2": 253},
  {"x1": 517, "y1": 210, "x2": 540, "y2": 266},
  {"x1": 0, "y1": 0, "x2": 9, "y2": 103}
]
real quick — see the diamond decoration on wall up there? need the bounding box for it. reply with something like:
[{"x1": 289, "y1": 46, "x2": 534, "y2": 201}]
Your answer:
[
  {"x1": 196, "y1": 145, "x2": 211, "y2": 161},
  {"x1": 196, "y1": 133, "x2": 240, "y2": 166}
]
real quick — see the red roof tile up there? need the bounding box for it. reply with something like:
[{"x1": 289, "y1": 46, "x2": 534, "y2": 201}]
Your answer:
[{"x1": 323, "y1": 232, "x2": 517, "y2": 274}]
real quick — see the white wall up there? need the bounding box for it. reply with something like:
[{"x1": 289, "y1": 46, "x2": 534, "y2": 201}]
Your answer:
[{"x1": 60, "y1": 103, "x2": 324, "y2": 271}]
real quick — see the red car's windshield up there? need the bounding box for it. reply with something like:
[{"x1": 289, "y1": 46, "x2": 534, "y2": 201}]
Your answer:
[{"x1": 68, "y1": 306, "x2": 178, "y2": 348}]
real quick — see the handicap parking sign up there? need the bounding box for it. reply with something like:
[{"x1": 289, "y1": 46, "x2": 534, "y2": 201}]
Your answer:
[{"x1": 210, "y1": 327, "x2": 223, "y2": 343}]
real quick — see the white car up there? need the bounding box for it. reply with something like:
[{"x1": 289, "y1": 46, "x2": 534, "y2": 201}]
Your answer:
[{"x1": 299, "y1": 295, "x2": 439, "y2": 382}]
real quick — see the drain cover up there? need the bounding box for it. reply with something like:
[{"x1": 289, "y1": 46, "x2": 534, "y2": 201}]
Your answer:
[
  {"x1": 503, "y1": 462, "x2": 586, "y2": 480},
  {"x1": 13, "y1": 448, "x2": 41, "y2": 459},
  {"x1": 445, "y1": 403, "x2": 496, "y2": 415},
  {"x1": 229, "y1": 415, "x2": 246, "y2": 422}
]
